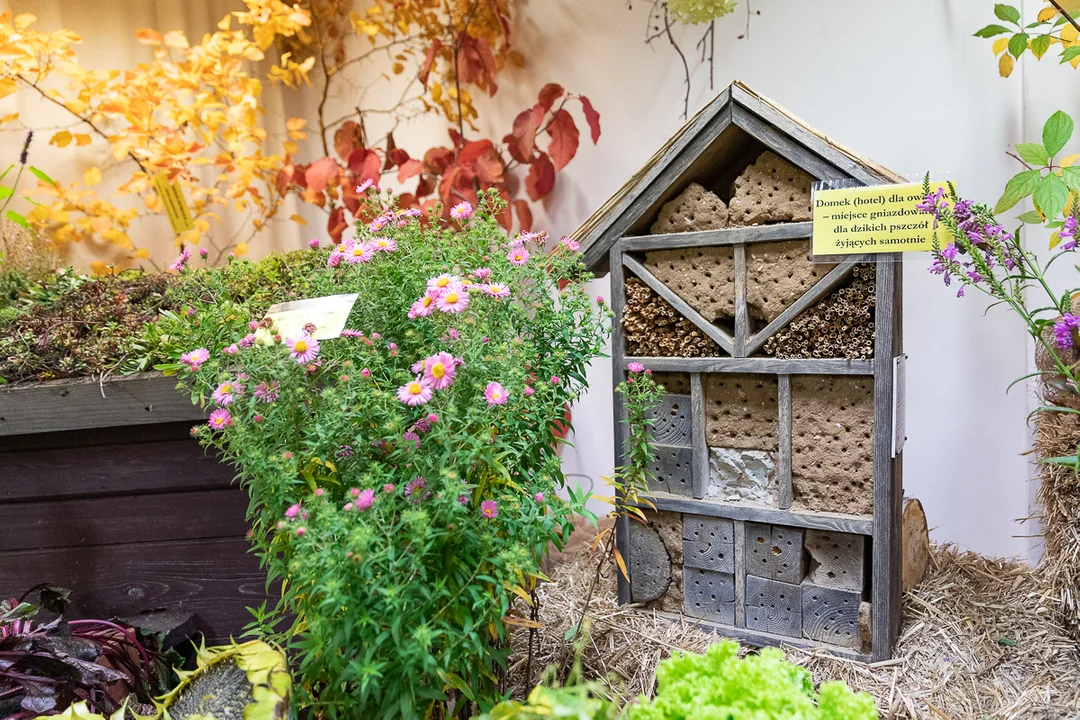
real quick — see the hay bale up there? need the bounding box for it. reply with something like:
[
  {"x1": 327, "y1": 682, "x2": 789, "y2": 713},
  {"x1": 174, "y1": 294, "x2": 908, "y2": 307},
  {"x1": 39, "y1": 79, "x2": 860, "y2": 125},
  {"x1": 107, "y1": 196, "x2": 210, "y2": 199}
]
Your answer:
[{"x1": 1035, "y1": 403, "x2": 1080, "y2": 639}]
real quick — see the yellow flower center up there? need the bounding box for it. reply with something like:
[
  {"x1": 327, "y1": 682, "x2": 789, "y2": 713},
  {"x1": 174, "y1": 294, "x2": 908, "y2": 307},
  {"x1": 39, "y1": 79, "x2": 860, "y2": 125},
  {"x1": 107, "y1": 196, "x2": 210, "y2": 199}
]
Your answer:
[
  {"x1": 492, "y1": 391, "x2": 502, "y2": 401},
  {"x1": 408, "y1": 382, "x2": 423, "y2": 395},
  {"x1": 352, "y1": 247, "x2": 365, "y2": 256},
  {"x1": 431, "y1": 363, "x2": 445, "y2": 378},
  {"x1": 445, "y1": 292, "x2": 459, "y2": 304},
  {"x1": 436, "y1": 277, "x2": 450, "y2": 288},
  {"x1": 221, "y1": 384, "x2": 232, "y2": 393},
  {"x1": 377, "y1": 239, "x2": 389, "y2": 247},
  {"x1": 422, "y1": 297, "x2": 433, "y2": 307},
  {"x1": 294, "y1": 340, "x2": 308, "y2": 352}
]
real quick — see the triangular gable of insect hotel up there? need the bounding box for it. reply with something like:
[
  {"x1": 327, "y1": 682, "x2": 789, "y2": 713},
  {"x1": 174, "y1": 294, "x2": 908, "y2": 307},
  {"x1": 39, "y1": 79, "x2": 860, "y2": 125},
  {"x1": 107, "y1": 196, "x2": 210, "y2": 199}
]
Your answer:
[{"x1": 574, "y1": 81, "x2": 906, "y2": 662}]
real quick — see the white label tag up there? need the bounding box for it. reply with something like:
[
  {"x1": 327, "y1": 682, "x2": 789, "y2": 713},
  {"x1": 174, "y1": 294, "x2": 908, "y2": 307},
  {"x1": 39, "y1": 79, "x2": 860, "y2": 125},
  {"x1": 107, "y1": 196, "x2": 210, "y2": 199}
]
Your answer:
[
  {"x1": 892, "y1": 354, "x2": 907, "y2": 458},
  {"x1": 265, "y1": 293, "x2": 359, "y2": 340}
]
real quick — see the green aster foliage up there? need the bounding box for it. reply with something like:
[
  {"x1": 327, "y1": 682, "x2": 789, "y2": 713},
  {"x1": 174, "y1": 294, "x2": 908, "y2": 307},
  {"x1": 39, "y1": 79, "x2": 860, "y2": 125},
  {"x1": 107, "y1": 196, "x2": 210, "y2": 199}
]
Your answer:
[
  {"x1": 159, "y1": 189, "x2": 611, "y2": 719},
  {"x1": 626, "y1": 641, "x2": 876, "y2": 720}
]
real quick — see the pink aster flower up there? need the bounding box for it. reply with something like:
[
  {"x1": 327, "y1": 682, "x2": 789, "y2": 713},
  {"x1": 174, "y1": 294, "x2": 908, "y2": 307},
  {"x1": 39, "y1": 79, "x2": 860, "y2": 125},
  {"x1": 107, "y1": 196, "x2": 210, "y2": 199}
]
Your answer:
[
  {"x1": 435, "y1": 285, "x2": 469, "y2": 313},
  {"x1": 285, "y1": 504, "x2": 301, "y2": 519},
  {"x1": 212, "y1": 379, "x2": 244, "y2": 406},
  {"x1": 383, "y1": 483, "x2": 395, "y2": 493},
  {"x1": 341, "y1": 329, "x2": 364, "y2": 338},
  {"x1": 207, "y1": 408, "x2": 233, "y2": 430},
  {"x1": 458, "y1": 494, "x2": 470, "y2": 506},
  {"x1": 484, "y1": 381, "x2": 509, "y2": 406},
  {"x1": 223, "y1": 344, "x2": 239, "y2": 356},
  {"x1": 371, "y1": 236, "x2": 397, "y2": 252},
  {"x1": 534, "y1": 492, "x2": 544, "y2": 503},
  {"x1": 551, "y1": 375, "x2": 561, "y2": 385},
  {"x1": 560, "y1": 236, "x2": 581, "y2": 252},
  {"x1": 524, "y1": 386, "x2": 535, "y2": 397},
  {"x1": 472, "y1": 267, "x2": 492, "y2": 280},
  {"x1": 403, "y1": 431, "x2": 420, "y2": 448},
  {"x1": 422, "y1": 351, "x2": 458, "y2": 390},
  {"x1": 397, "y1": 376, "x2": 434, "y2": 406},
  {"x1": 295, "y1": 526, "x2": 307, "y2": 537},
  {"x1": 168, "y1": 249, "x2": 192, "y2": 273},
  {"x1": 482, "y1": 283, "x2": 510, "y2": 298},
  {"x1": 356, "y1": 488, "x2": 375, "y2": 511},
  {"x1": 239, "y1": 334, "x2": 257, "y2": 349},
  {"x1": 346, "y1": 242, "x2": 375, "y2": 264},
  {"x1": 404, "y1": 476, "x2": 430, "y2": 502},
  {"x1": 315, "y1": 488, "x2": 325, "y2": 497},
  {"x1": 427, "y1": 274, "x2": 460, "y2": 293},
  {"x1": 181, "y1": 348, "x2": 210, "y2": 371},
  {"x1": 308, "y1": 238, "x2": 321, "y2": 249},
  {"x1": 285, "y1": 335, "x2": 320, "y2": 364},
  {"x1": 450, "y1": 201, "x2": 473, "y2": 220},
  {"x1": 409, "y1": 290, "x2": 440, "y2": 319},
  {"x1": 199, "y1": 248, "x2": 209, "y2": 258},
  {"x1": 481, "y1": 500, "x2": 498, "y2": 518},
  {"x1": 370, "y1": 214, "x2": 393, "y2": 232},
  {"x1": 508, "y1": 247, "x2": 529, "y2": 265},
  {"x1": 356, "y1": 178, "x2": 375, "y2": 194},
  {"x1": 627, "y1": 362, "x2": 645, "y2": 373},
  {"x1": 253, "y1": 380, "x2": 280, "y2": 404}
]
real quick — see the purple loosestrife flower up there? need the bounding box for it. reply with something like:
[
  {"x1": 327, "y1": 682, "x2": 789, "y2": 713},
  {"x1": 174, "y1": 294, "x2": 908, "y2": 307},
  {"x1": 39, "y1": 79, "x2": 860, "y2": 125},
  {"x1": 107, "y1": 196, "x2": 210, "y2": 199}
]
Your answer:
[
  {"x1": 967, "y1": 270, "x2": 984, "y2": 283},
  {"x1": 1055, "y1": 314, "x2": 1080, "y2": 349},
  {"x1": 941, "y1": 243, "x2": 959, "y2": 261}
]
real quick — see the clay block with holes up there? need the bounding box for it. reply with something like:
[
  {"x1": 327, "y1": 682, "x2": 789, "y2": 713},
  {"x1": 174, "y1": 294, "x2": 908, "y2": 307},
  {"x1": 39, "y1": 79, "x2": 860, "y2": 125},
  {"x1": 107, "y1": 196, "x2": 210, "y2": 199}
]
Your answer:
[
  {"x1": 791, "y1": 376, "x2": 875, "y2": 516},
  {"x1": 682, "y1": 515, "x2": 734, "y2": 573},
  {"x1": 804, "y1": 530, "x2": 864, "y2": 592},
  {"x1": 745, "y1": 575, "x2": 802, "y2": 637},
  {"x1": 642, "y1": 246, "x2": 735, "y2": 323},
  {"x1": 683, "y1": 567, "x2": 735, "y2": 624},
  {"x1": 728, "y1": 150, "x2": 813, "y2": 226},
  {"x1": 650, "y1": 372, "x2": 691, "y2": 395},
  {"x1": 640, "y1": 511, "x2": 685, "y2": 614},
  {"x1": 704, "y1": 374, "x2": 778, "y2": 452},
  {"x1": 745, "y1": 522, "x2": 805, "y2": 584},
  {"x1": 801, "y1": 582, "x2": 862, "y2": 649},
  {"x1": 646, "y1": 394, "x2": 692, "y2": 447},
  {"x1": 746, "y1": 240, "x2": 827, "y2": 324},
  {"x1": 646, "y1": 446, "x2": 694, "y2": 497},
  {"x1": 650, "y1": 182, "x2": 729, "y2": 234}
]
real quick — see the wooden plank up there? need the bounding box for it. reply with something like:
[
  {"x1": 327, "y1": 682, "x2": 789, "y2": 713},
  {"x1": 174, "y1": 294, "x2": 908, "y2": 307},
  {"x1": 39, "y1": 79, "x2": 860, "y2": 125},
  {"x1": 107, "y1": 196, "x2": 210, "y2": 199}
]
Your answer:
[
  {"x1": 683, "y1": 567, "x2": 735, "y2": 625},
  {"x1": 0, "y1": 488, "x2": 250, "y2": 551},
  {"x1": 745, "y1": 522, "x2": 805, "y2": 584},
  {"x1": 635, "y1": 493, "x2": 873, "y2": 535},
  {"x1": 745, "y1": 576, "x2": 802, "y2": 637},
  {"x1": 805, "y1": 530, "x2": 865, "y2": 592},
  {"x1": 734, "y1": 244, "x2": 748, "y2": 356},
  {"x1": 610, "y1": 245, "x2": 632, "y2": 606},
  {"x1": 622, "y1": 254, "x2": 735, "y2": 355},
  {"x1": 618, "y1": 222, "x2": 814, "y2": 252},
  {"x1": 0, "y1": 373, "x2": 203, "y2": 437},
  {"x1": 743, "y1": 260, "x2": 860, "y2": 357},
  {"x1": 730, "y1": 85, "x2": 895, "y2": 186},
  {"x1": 778, "y1": 375, "x2": 793, "y2": 510},
  {"x1": 651, "y1": 610, "x2": 871, "y2": 662},
  {"x1": 0, "y1": 537, "x2": 269, "y2": 644},
  {"x1": 647, "y1": 445, "x2": 694, "y2": 497},
  {"x1": 690, "y1": 373, "x2": 708, "y2": 499},
  {"x1": 734, "y1": 520, "x2": 746, "y2": 627},
  {"x1": 0, "y1": 439, "x2": 233, "y2": 503},
  {"x1": 1, "y1": 421, "x2": 200, "y2": 452},
  {"x1": 624, "y1": 356, "x2": 874, "y2": 375},
  {"x1": 801, "y1": 582, "x2": 862, "y2": 650},
  {"x1": 682, "y1": 516, "x2": 735, "y2": 573},
  {"x1": 731, "y1": 105, "x2": 850, "y2": 183},
  {"x1": 871, "y1": 257, "x2": 904, "y2": 661},
  {"x1": 581, "y1": 90, "x2": 733, "y2": 271},
  {"x1": 646, "y1": 393, "x2": 693, "y2": 447}
]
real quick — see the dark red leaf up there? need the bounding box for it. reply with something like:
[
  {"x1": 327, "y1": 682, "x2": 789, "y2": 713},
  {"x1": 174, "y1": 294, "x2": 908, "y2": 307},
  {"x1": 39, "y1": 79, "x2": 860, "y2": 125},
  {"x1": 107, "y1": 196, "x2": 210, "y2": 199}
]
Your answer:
[
  {"x1": 538, "y1": 83, "x2": 564, "y2": 111},
  {"x1": 423, "y1": 146, "x2": 455, "y2": 175},
  {"x1": 383, "y1": 133, "x2": 398, "y2": 171},
  {"x1": 397, "y1": 159, "x2": 423, "y2": 182},
  {"x1": 547, "y1": 109, "x2": 579, "y2": 171},
  {"x1": 390, "y1": 147, "x2": 411, "y2": 167},
  {"x1": 419, "y1": 39, "x2": 442, "y2": 86},
  {"x1": 579, "y1": 96, "x2": 601, "y2": 144},
  {"x1": 505, "y1": 105, "x2": 544, "y2": 164},
  {"x1": 347, "y1": 149, "x2": 382, "y2": 183},
  {"x1": 305, "y1": 156, "x2": 340, "y2": 195},
  {"x1": 334, "y1": 121, "x2": 364, "y2": 161},
  {"x1": 415, "y1": 174, "x2": 435, "y2": 199},
  {"x1": 327, "y1": 206, "x2": 347, "y2": 242},
  {"x1": 448, "y1": 127, "x2": 465, "y2": 149},
  {"x1": 525, "y1": 152, "x2": 555, "y2": 201},
  {"x1": 459, "y1": 139, "x2": 495, "y2": 164},
  {"x1": 514, "y1": 199, "x2": 533, "y2": 232}
]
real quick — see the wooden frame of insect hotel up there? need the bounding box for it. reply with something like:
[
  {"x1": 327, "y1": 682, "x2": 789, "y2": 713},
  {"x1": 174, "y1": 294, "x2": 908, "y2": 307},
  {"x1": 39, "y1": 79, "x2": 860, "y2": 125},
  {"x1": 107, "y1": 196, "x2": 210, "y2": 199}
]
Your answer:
[{"x1": 573, "y1": 81, "x2": 906, "y2": 662}]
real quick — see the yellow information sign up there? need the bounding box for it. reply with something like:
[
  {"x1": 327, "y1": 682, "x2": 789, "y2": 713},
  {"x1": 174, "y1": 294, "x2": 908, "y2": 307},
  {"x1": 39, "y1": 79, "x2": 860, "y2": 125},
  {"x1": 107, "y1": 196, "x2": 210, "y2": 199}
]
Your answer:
[
  {"x1": 152, "y1": 172, "x2": 195, "y2": 235},
  {"x1": 811, "y1": 181, "x2": 952, "y2": 255}
]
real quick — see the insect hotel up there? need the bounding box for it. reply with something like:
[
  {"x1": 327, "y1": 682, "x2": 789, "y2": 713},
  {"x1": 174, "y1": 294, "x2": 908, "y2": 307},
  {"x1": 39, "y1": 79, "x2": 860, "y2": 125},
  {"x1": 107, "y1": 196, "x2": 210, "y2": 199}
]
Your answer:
[{"x1": 575, "y1": 82, "x2": 906, "y2": 661}]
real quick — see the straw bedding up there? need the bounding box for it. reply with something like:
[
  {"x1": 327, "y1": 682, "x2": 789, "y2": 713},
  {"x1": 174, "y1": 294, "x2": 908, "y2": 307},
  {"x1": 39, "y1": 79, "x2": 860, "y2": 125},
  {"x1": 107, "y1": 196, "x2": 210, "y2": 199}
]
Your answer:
[{"x1": 510, "y1": 523, "x2": 1080, "y2": 719}]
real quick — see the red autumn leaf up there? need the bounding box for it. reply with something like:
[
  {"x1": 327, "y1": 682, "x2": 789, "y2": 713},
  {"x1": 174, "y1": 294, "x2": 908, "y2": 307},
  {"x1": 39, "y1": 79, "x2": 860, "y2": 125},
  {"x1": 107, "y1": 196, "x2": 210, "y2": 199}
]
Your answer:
[
  {"x1": 438, "y1": 165, "x2": 468, "y2": 206},
  {"x1": 397, "y1": 192, "x2": 418, "y2": 209},
  {"x1": 305, "y1": 156, "x2": 340, "y2": 195},
  {"x1": 459, "y1": 139, "x2": 495, "y2": 164},
  {"x1": 547, "y1": 109, "x2": 579, "y2": 172},
  {"x1": 327, "y1": 206, "x2": 348, "y2": 242},
  {"x1": 347, "y1": 149, "x2": 382, "y2": 184},
  {"x1": 448, "y1": 127, "x2": 465, "y2": 149},
  {"x1": 390, "y1": 147, "x2": 411, "y2": 167},
  {"x1": 455, "y1": 33, "x2": 498, "y2": 95},
  {"x1": 514, "y1": 199, "x2": 533, "y2": 233},
  {"x1": 494, "y1": 188, "x2": 513, "y2": 231},
  {"x1": 415, "y1": 174, "x2": 435, "y2": 199},
  {"x1": 504, "y1": 105, "x2": 544, "y2": 164},
  {"x1": 334, "y1": 121, "x2": 364, "y2": 161},
  {"x1": 397, "y1": 159, "x2": 423, "y2": 183},
  {"x1": 424, "y1": 146, "x2": 455, "y2": 175},
  {"x1": 525, "y1": 152, "x2": 555, "y2": 201},
  {"x1": 383, "y1": 133, "x2": 398, "y2": 171},
  {"x1": 579, "y1": 96, "x2": 601, "y2": 144},
  {"x1": 538, "y1": 83, "x2": 564, "y2": 111},
  {"x1": 275, "y1": 166, "x2": 294, "y2": 194},
  {"x1": 419, "y1": 39, "x2": 442, "y2": 86}
]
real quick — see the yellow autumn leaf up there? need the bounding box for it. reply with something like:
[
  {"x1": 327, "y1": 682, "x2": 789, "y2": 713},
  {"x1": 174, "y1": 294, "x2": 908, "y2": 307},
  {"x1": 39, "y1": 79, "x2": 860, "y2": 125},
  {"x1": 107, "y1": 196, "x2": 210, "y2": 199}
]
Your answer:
[
  {"x1": 999, "y1": 52, "x2": 1015, "y2": 77},
  {"x1": 234, "y1": 242, "x2": 249, "y2": 256},
  {"x1": 133, "y1": 247, "x2": 150, "y2": 259},
  {"x1": 50, "y1": 130, "x2": 73, "y2": 148},
  {"x1": 88, "y1": 260, "x2": 110, "y2": 275},
  {"x1": 1063, "y1": 24, "x2": 1080, "y2": 43},
  {"x1": 992, "y1": 37, "x2": 1010, "y2": 55},
  {"x1": 1051, "y1": 230, "x2": 1063, "y2": 250},
  {"x1": 290, "y1": 213, "x2": 307, "y2": 226},
  {"x1": 74, "y1": 133, "x2": 92, "y2": 146},
  {"x1": 0, "y1": 78, "x2": 16, "y2": 101},
  {"x1": 1062, "y1": 154, "x2": 1080, "y2": 167},
  {"x1": 0, "y1": 113, "x2": 18, "y2": 124},
  {"x1": 1038, "y1": 6, "x2": 1058, "y2": 22},
  {"x1": 14, "y1": 13, "x2": 36, "y2": 30},
  {"x1": 392, "y1": 62, "x2": 404, "y2": 74},
  {"x1": 135, "y1": 28, "x2": 163, "y2": 45},
  {"x1": 83, "y1": 167, "x2": 102, "y2": 187},
  {"x1": 163, "y1": 30, "x2": 189, "y2": 49}
]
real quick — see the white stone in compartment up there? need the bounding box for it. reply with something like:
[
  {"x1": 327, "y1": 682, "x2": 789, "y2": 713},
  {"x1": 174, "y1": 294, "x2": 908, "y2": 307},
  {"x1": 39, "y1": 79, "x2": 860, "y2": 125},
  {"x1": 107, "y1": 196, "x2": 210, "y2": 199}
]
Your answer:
[{"x1": 706, "y1": 447, "x2": 777, "y2": 504}]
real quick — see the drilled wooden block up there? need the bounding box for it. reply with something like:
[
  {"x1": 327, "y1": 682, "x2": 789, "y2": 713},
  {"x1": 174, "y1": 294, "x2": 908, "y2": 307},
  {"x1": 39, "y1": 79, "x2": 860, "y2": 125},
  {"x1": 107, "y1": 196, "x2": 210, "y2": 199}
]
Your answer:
[
  {"x1": 629, "y1": 521, "x2": 672, "y2": 603},
  {"x1": 683, "y1": 567, "x2": 735, "y2": 624},
  {"x1": 646, "y1": 445, "x2": 694, "y2": 497},
  {"x1": 802, "y1": 582, "x2": 862, "y2": 649},
  {"x1": 745, "y1": 522, "x2": 805, "y2": 584},
  {"x1": 804, "y1": 530, "x2": 864, "y2": 592},
  {"x1": 646, "y1": 394, "x2": 693, "y2": 447},
  {"x1": 745, "y1": 575, "x2": 802, "y2": 637},
  {"x1": 683, "y1": 515, "x2": 734, "y2": 573}
]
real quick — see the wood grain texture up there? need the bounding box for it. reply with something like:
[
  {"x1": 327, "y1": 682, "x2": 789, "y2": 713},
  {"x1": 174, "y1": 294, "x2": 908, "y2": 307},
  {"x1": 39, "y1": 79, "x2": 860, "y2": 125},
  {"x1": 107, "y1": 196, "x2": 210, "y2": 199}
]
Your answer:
[
  {"x1": 636, "y1": 493, "x2": 873, "y2": 535},
  {"x1": 618, "y1": 223, "x2": 813, "y2": 252},
  {"x1": 610, "y1": 245, "x2": 632, "y2": 606},
  {"x1": 801, "y1": 582, "x2": 862, "y2": 650},
  {"x1": 745, "y1": 522, "x2": 805, "y2": 584},
  {"x1": 734, "y1": 520, "x2": 746, "y2": 627},
  {"x1": 622, "y1": 253, "x2": 735, "y2": 355},
  {"x1": 690, "y1": 373, "x2": 708, "y2": 499},
  {"x1": 805, "y1": 530, "x2": 865, "y2": 592},
  {"x1": 0, "y1": 374, "x2": 203, "y2": 437},
  {"x1": 646, "y1": 393, "x2": 693, "y2": 447},
  {"x1": 730, "y1": 106, "x2": 849, "y2": 183},
  {"x1": 683, "y1": 567, "x2": 735, "y2": 624},
  {"x1": 623, "y1": 357, "x2": 874, "y2": 375},
  {"x1": 0, "y1": 489, "x2": 251, "y2": 551},
  {"x1": 0, "y1": 537, "x2": 269, "y2": 643},
  {"x1": 1, "y1": 421, "x2": 197, "y2": 452},
  {"x1": 647, "y1": 445, "x2": 694, "y2": 497},
  {"x1": 777, "y1": 375, "x2": 793, "y2": 510},
  {"x1": 734, "y1": 244, "x2": 748, "y2": 356},
  {"x1": 682, "y1": 515, "x2": 734, "y2": 573},
  {"x1": 745, "y1": 575, "x2": 802, "y2": 637}
]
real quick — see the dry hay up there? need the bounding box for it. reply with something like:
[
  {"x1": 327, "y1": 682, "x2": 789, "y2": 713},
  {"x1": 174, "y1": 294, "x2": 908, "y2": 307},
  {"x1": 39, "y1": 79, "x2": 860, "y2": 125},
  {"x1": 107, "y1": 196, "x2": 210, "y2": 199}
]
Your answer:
[
  {"x1": 513, "y1": 525, "x2": 1080, "y2": 719},
  {"x1": 1034, "y1": 404, "x2": 1080, "y2": 640}
]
